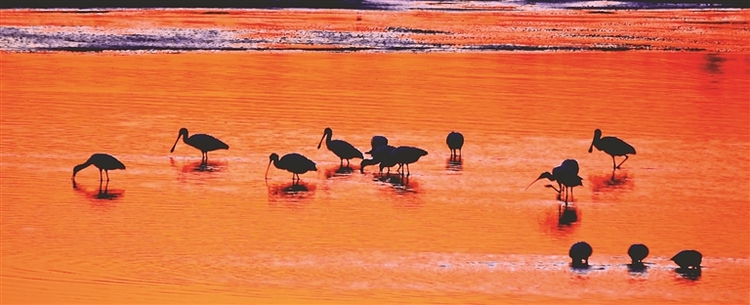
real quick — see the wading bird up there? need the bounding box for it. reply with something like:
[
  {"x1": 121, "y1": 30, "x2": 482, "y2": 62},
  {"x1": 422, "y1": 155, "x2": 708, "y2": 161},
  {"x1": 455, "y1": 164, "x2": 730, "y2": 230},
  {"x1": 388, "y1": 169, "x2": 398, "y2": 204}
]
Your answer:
[
  {"x1": 628, "y1": 244, "x2": 649, "y2": 265},
  {"x1": 266, "y1": 153, "x2": 317, "y2": 184},
  {"x1": 671, "y1": 250, "x2": 702, "y2": 270},
  {"x1": 317, "y1": 127, "x2": 363, "y2": 168},
  {"x1": 588, "y1": 129, "x2": 636, "y2": 170},
  {"x1": 72, "y1": 153, "x2": 126, "y2": 182},
  {"x1": 170, "y1": 127, "x2": 229, "y2": 165},
  {"x1": 365, "y1": 135, "x2": 388, "y2": 154},
  {"x1": 361, "y1": 145, "x2": 396, "y2": 174},
  {"x1": 569, "y1": 241, "x2": 593, "y2": 268},
  {"x1": 390, "y1": 146, "x2": 428, "y2": 177},
  {"x1": 526, "y1": 159, "x2": 583, "y2": 202},
  {"x1": 446, "y1": 131, "x2": 464, "y2": 160}
]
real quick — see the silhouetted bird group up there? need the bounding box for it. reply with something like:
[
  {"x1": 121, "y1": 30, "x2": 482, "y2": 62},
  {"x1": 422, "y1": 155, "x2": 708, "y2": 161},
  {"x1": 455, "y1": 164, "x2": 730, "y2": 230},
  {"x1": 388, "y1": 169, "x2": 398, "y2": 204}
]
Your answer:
[
  {"x1": 569, "y1": 241, "x2": 702, "y2": 273},
  {"x1": 71, "y1": 127, "x2": 701, "y2": 274}
]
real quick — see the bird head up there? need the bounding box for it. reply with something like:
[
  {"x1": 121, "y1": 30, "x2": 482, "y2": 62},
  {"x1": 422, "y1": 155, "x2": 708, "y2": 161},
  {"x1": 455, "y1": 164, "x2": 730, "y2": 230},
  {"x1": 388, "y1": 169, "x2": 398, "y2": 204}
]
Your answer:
[
  {"x1": 525, "y1": 172, "x2": 554, "y2": 190},
  {"x1": 265, "y1": 153, "x2": 279, "y2": 179},
  {"x1": 171, "y1": 128, "x2": 189, "y2": 153},
  {"x1": 589, "y1": 129, "x2": 602, "y2": 153},
  {"x1": 318, "y1": 128, "x2": 333, "y2": 149}
]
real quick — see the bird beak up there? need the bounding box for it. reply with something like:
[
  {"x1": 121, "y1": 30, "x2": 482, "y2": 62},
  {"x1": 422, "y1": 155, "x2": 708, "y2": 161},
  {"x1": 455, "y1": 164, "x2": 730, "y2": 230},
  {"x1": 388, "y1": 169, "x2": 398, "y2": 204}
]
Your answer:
[
  {"x1": 588, "y1": 136, "x2": 595, "y2": 153},
  {"x1": 317, "y1": 133, "x2": 325, "y2": 149},
  {"x1": 265, "y1": 160, "x2": 272, "y2": 179},
  {"x1": 170, "y1": 132, "x2": 182, "y2": 153},
  {"x1": 525, "y1": 178, "x2": 542, "y2": 190}
]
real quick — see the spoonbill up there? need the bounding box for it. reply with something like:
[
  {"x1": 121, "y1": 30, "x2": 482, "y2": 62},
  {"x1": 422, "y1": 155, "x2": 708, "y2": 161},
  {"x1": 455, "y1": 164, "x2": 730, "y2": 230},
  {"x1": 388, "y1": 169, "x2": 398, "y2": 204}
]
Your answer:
[
  {"x1": 361, "y1": 145, "x2": 396, "y2": 174},
  {"x1": 446, "y1": 131, "x2": 464, "y2": 160},
  {"x1": 628, "y1": 244, "x2": 649, "y2": 265},
  {"x1": 390, "y1": 146, "x2": 428, "y2": 177},
  {"x1": 569, "y1": 241, "x2": 593, "y2": 268},
  {"x1": 365, "y1": 135, "x2": 388, "y2": 154},
  {"x1": 588, "y1": 129, "x2": 636, "y2": 170},
  {"x1": 266, "y1": 153, "x2": 317, "y2": 184},
  {"x1": 671, "y1": 250, "x2": 702, "y2": 270},
  {"x1": 72, "y1": 153, "x2": 126, "y2": 182},
  {"x1": 317, "y1": 127, "x2": 363, "y2": 168},
  {"x1": 170, "y1": 127, "x2": 229, "y2": 165}
]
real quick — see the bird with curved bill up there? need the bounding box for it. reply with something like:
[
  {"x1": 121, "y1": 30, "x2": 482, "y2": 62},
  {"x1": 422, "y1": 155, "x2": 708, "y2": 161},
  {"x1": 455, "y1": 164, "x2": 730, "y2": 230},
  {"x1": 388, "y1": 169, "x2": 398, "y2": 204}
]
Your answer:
[
  {"x1": 266, "y1": 153, "x2": 317, "y2": 184},
  {"x1": 526, "y1": 159, "x2": 582, "y2": 203},
  {"x1": 72, "y1": 153, "x2": 126, "y2": 184},
  {"x1": 317, "y1": 127, "x2": 363, "y2": 168},
  {"x1": 588, "y1": 129, "x2": 636, "y2": 170},
  {"x1": 170, "y1": 127, "x2": 229, "y2": 166}
]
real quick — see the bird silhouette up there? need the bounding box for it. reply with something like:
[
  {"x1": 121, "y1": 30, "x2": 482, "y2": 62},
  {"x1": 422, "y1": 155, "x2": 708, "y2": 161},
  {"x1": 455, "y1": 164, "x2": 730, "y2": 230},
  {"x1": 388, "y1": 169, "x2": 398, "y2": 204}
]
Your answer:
[
  {"x1": 389, "y1": 146, "x2": 428, "y2": 177},
  {"x1": 446, "y1": 131, "x2": 464, "y2": 161},
  {"x1": 569, "y1": 241, "x2": 593, "y2": 268},
  {"x1": 170, "y1": 127, "x2": 229, "y2": 165},
  {"x1": 628, "y1": 244, "x2": 649, "y2": 265},
  {"x1": 361, "y1": 144, "x2": 396, "y2": 174},
  {"x1": 588, "y1": 129, "x2": 636, "y2": 170},
  {"x1": 671, "y1": 250, "x2": 702, "y2": 270},
  {"x1": 527, "y1": 159, "x2": 583, "y2": 203},
  {"x1": 72, "y1": 153, "x2": 126, "y2": 183},
  {"x1": 317, "y1": 127, "x2": 363, "y2": 168},
  {"x1": 365, "y1": 135, "x2": 388, "y2": 155},
  {"x1": 266, "y1": 153, "x2": 317, "y2": 184}
]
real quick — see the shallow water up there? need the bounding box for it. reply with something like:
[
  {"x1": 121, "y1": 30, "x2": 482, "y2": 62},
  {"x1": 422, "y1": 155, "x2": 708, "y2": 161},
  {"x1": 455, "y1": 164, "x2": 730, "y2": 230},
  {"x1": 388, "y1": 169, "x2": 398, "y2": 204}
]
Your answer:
[{"x1": 1, "y1": 9, "x2": 750, "y2": 305}]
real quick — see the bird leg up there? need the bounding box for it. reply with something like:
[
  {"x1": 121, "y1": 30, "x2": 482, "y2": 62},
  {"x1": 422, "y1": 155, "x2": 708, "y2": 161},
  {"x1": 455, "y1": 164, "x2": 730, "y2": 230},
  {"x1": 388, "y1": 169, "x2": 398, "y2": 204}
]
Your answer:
[
  {"x1": 99, "y1": 169, "x2": 103, "y2": 181},
  {"x1": 616, "y1": 155, "x2": 630, "y2": 169},
  {"x1": 406, "y1": 163, "x2": 411, "y2": 177},
  {"x1": 611, "y1": 156, "x2": 617, "y2": 170},
  {"x1": 106, "y1": 170, "x2": 110, "y2": 181}
]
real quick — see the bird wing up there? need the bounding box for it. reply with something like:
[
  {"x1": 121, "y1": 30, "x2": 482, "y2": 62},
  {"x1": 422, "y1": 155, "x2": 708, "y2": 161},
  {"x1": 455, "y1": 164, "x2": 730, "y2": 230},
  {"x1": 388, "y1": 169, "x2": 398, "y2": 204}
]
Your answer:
[{"x1": 190, "y1": 134, "x2": 230, "y2": 151}]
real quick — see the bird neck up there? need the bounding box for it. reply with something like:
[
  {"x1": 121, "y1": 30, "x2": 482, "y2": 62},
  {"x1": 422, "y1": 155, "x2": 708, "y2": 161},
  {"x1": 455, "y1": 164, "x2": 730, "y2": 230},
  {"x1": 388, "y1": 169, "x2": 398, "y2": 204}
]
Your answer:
[{"x1": 72, "y1": 162, "x2": 92, "y2": 177}]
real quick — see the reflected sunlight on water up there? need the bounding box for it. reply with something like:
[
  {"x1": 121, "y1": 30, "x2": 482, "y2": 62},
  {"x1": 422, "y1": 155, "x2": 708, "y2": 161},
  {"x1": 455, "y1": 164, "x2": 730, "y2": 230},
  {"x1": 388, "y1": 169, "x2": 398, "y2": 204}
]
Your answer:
[{"x1": 1, "y1": 38, "x2": 749, "y2": 303}]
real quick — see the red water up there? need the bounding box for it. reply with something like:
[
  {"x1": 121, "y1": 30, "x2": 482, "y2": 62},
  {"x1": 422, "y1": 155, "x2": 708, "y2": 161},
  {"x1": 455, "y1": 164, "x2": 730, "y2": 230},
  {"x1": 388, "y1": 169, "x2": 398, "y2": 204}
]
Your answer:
[{"x1": 1, "y1": 9, "x2": 749, "y2": 305}]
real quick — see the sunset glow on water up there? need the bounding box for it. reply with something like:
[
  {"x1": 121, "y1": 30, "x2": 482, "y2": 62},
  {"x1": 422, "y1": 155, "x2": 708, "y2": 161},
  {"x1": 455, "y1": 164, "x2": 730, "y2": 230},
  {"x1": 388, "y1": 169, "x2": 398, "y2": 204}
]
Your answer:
[{"x1": 1, "y1": 6, "x2": 749, "y2": 304}]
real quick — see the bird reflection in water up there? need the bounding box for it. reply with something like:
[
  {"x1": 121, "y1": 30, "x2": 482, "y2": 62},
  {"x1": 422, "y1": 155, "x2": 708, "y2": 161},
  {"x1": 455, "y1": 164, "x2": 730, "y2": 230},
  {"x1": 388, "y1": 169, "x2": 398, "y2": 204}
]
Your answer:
[
  {"x1": 324, "y1": 165, "x2": 357, "y2": 178},
  {"x1": 267, "y1": 181, "x2": 316, "y2": 206},
  {"x1": 170, "y1": 157, "x2": 225, "y2": 173},
  {"x1": 445, "y1": 157, "x2": 463, "y2": 171},
  {"x1": 590, "y1": 170, "x2": 634, "y2": 193},
  {"x1": 72, "y1": 180, "x2": 124, "y2": 201},
  {"x1": 539, "y1": 204, "x2": 580, "y2": 238}
]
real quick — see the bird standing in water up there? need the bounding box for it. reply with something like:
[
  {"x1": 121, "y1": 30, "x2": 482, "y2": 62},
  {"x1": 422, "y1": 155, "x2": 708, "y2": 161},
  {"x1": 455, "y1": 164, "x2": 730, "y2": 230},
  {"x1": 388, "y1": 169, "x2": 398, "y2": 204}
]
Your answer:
[
  {"x1": 526, "y1": 159, "x2": 582, "y2": 202},
  {"x1": 266, "y1": 153, "x2": 317, "y2": 184},
  {"x1": 569, "y1": 241, "x2": 593, "y2": 268},
  {"x1": 170, "y1": 127, "x2": 229, "y2": 165},
  {"x1": 389, "y1": 146, "x2": 428, "y2": 177},
  {"x1": 588, "y1": 129, "x2": 636, "y2": 170},
  {"x1": 446, "y1": 131, "x2": 464, "y2": 161},
  {"x1": 317, "y1": 127, "x2": 363, "y2": 168},
  {"x1": 72, "y1": 153, "x2": 126, "y2": 182},
  {"x1": 628, "y1": 244, "x2": 649, "y2": 266}
]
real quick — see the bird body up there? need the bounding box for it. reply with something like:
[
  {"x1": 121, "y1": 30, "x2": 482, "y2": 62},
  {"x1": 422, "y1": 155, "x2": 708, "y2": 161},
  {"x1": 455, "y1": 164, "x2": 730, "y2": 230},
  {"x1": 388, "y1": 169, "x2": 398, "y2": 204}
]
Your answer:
[
  {"x1": 266, "y1": 153, "x2": 317, "y2": 183},
  {"x1": 569, "y1": 241, "x2": 593, "y2": 267},
  {"x1": 589, "y1": 129, "x2": 636, "y2": 170},
  {"x1": 671, "y1": 250, "x2": 702, "y2": 269},
  {"x1": 365, "y1": 135, "x2": 388, "y2": 154},
  {"x1": 317, "y1": 127, "x2": 363, "y2": 167},
  {"x1": 361, "y1": 145, "x2": 396, "y2": 174},
  {"x1": 170, "y1": 127, "x2": 229, "y2": 165},
  {"x1": 389, "y1": 146, "x2": 428, "y2": 176},
  {"x1": 446, "y1": 131, "x2": 464, "y2": 160},
  {"x1": 628, "y1": 244, "x2": 649, "y2": 264},
  {"x1": 72, "y1": 153, "x2": 126, "y2": 181}
]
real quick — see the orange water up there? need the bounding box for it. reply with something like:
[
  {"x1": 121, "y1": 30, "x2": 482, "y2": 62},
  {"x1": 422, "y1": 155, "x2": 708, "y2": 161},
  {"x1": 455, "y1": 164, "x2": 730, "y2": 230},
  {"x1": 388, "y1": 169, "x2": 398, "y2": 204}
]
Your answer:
[{"x1": 1, "y1": 10, "x2": 750, "y2": 305}]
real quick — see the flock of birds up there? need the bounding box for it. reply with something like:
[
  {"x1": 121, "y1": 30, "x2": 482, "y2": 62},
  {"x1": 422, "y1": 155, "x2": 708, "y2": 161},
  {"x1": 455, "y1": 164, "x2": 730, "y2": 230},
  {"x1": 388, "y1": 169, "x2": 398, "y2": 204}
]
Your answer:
[{"x1": 70, "y1": 127, "x2": 703, "y2": 274}]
